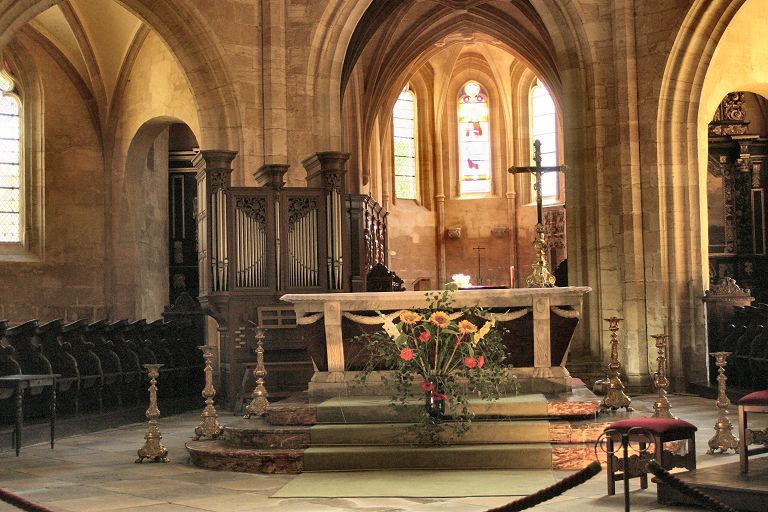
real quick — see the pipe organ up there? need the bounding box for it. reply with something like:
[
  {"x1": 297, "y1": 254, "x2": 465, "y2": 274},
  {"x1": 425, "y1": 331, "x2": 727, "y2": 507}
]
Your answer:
[
  {"x1": 233, "y1": 195, "x2": 269, "y2": 288},
  {"x1": 286, "y1": 196, "x2": 321, "y2": 289},
  {"x1": 196, "y1": 151, "x2": 390, "y2": 405}
]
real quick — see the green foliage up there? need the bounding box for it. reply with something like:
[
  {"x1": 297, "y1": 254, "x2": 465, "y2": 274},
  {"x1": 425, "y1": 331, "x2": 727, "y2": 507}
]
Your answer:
[{"x1": 353, "y1": 290, "x2": 517, "y2": 444}]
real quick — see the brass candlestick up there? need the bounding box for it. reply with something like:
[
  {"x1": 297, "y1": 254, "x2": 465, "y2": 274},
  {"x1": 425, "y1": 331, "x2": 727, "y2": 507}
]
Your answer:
[
  {"x1": 136, "y1": 364, "x2": 169, "y2": 463},
  {"x1": 651, "y1": 333, "x2": 674, "y2": 419},
  {"x1": 244, "y1": 328, "x2": 269, "y2": 419},
  {"x1": 194, "y1": 345, "x2": 223, "y2": 440},
  {"x1": 527, "y1": 224, "x2": 556, "y2": 288},
  {"x1": 707, "y1": 352, "x2": 739, "y2": 454},
  {"x1": 600, "y1": 317, "x2": 633, "y2": 411}
]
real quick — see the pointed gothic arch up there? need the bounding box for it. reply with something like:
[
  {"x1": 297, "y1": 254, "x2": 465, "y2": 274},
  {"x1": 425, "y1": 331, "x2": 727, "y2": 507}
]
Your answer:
[{"x1": 0, "y1": 0, "x2": 242, "y2": 157}]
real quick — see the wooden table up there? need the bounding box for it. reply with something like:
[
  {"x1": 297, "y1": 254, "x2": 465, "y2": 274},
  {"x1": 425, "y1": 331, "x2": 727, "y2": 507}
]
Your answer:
[{"x1": 0, "y1": 374, "x2": 59, "y2": 456}]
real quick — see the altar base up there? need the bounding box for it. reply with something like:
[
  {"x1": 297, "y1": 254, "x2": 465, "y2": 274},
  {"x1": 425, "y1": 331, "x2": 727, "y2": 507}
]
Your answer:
[{"x1": 186, "y1": 380, "x2": 606, "y2": 474}]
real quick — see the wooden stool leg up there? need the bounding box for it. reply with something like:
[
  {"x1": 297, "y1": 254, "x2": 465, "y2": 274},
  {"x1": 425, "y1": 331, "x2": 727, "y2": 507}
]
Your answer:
[
  {"x1": 639, "y1": 441, "x2": 648, "y2": 489},
  {"x1": 739, "y1": 405, "x2": 748, "y2": 473},
  {"x1": 49, "y1": 384, "x2": 56, "y2": 450},
  {"x1": 607, "y1": 436, "x2": 616, "y2": 495},
  {"x1": 688, "y1": 434, "x2": 696, "y2": 470}
]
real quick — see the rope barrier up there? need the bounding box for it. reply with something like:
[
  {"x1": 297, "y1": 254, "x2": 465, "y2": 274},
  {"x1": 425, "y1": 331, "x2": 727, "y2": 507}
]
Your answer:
[
  {"x1": 484, "y1": 461, "x2": 602, "y2": 512},
  {"x1": 646, "y1": 460, "x2": 737, "y2": 512},
  {"x1": 0, "y1": 487, "x2": 55, "y2": 512}
]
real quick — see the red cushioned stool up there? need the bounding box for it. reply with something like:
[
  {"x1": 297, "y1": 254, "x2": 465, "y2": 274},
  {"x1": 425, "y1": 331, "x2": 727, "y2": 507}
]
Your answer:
[
  {"x1": 738, "y1": 390, "x2": 768, "y2": 473},
  {"x1": 604, "y1": 418, "x2": 697, "y2": 495}
]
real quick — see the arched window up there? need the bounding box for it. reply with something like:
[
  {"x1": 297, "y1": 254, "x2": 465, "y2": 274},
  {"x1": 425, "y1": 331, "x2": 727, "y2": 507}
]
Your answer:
[
  {"x1": 530, "y1": 81, "x2": 558, "y2": 201},
  {"x1": 0, "y1": 69, "x2": 20, "y2": 243},
  {"x1": 393, "y1": 86, "x2": 417, "y2": 200},
  {"x1": 458, "y1": 81, "x2": 491, "y2": 195}
]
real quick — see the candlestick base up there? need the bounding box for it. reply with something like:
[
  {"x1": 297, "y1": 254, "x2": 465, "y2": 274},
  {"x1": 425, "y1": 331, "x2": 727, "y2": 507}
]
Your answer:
[{"x1": 527, "y1": 224, "x2": 556, "y2": 288}]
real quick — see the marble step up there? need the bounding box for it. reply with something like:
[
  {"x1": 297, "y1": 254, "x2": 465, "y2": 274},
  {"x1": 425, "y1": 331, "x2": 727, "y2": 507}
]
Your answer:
[
  {"x1": 314, "y1": 394, "x2": 551, "y2": 424},
  {"x1": 224, "y1": 418, "x2": 310, "y2": 449},
  {"x1": 186, "y1": 439, "x2": 601, "y2": 473},
  {"x1": 186, "y1": 440, "x2": 304, "y2": 474},
  {"x1": 267, "y1": 387, "x2": 600, "y2": 426},
  {"x1": 222, "y1": 416, "x2": 609, "y2": 450},
  {"x1": 309, "y1": 420, "x2": 551, "y2": 445},
  {"x1": 303, "y1": 443, "x2": 552, "y2": 471}
]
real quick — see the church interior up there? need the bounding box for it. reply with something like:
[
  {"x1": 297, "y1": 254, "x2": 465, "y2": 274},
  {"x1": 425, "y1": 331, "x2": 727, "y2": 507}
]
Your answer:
[{"x1": 1, "y1": 0, "x2": 768, "y2": 511}]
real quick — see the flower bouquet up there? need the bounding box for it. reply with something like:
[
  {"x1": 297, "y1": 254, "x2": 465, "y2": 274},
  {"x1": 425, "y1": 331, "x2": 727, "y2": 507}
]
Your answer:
[{"x1": 355, "y1": 290, "x2": 516, "y2": 442}]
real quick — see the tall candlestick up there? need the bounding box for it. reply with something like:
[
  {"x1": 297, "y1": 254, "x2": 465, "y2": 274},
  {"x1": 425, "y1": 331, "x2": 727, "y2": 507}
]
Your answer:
[
  {"x1": 651, "y1": 334, "x2": 674, "y2": 419},
  {"x1": 136, "y1": 364, "x2": 169, "y2": 463},
  {"x1": 244, "y1": 328, "x2": 269, "y2": 419},
  {"x1": 194, "y1": 345, "x2": 223, "y2": 440},
  {"x1": 707, "y1": 352, "x2": 739, "y2": 454},
  {"x1": 600, "y1": 317, "x2": 633, "y2": 411}
]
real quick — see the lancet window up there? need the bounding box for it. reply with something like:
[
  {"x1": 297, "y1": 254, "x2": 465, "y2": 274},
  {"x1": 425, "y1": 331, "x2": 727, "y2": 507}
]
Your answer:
[
  {"x1": 0, "y1": 68, "x2": 21, "y2": 243},
  {"x1": 458, "y1": 80, "x2": 491, "y2": 195},
  {"x1": 393, "y1": 86, "x2": 417, "y2": 200},
  {"x1": 530, "y1": 81, "x2": 558, "y2": 201}
]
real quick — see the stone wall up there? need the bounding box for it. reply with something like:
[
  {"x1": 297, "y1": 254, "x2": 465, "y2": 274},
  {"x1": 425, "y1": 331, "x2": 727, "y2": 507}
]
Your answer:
[
  {"x1": 0, "y1": 32, "x2": 106, "y2": 323},
  {"x1": 109, "y1": 30, "x2": 200, "y2": 321},
  {"x1": 0, "y1": 0, "x2": 765, "y2": 390}
]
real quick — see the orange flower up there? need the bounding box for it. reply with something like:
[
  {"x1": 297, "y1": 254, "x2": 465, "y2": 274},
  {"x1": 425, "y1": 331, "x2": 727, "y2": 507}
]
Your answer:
[
  {"x1": 400, "y1": 347, "x2": 414, "y2": 361},
  {"x1": 399, "y1": 311, "x2": 422, "y2": 325},
  {"x1": 457, "y1": 320, "x2": 478, "y2": 334},
  {"x1": 464, "y1": 356, "x2": 477, "y2": 369},
  {"x1": 477, "y1": 355, "x2": 485, "y2": 368},
  {"x1": 429, "y1": 311, "x2": 451, "y2": 328},
  {"x1": 418, "y1": 331, "x2": 431, "y2": 342}
]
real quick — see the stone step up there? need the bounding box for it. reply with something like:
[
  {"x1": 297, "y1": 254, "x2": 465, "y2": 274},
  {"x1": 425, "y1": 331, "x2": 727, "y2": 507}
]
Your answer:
[
  {"x1": 303, "y1": 443, "x2": 553, "y2": 471},
  {"x1": 186, "y1": 440, "x2": 304, "y2": 474},
  {"x1": 266, "y1": 388, "x2": 601, "y2": 426},
  {"x1": 222, "y1": 416, "x2": 609, "y2": 450},
  {"x1": 224, "y1": 418, "x2": 310, "y2": 449},
  {"x1": 309, "y1": 420, "x2": 551, "y2": 445},
  {"x1": 315, "y1": 394, "x2": 552, "y2": 423}
]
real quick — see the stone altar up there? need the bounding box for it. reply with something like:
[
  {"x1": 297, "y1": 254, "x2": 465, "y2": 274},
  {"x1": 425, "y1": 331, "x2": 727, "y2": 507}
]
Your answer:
[{"x1": 281, "y1": 287, "x2": 591, "y2": 396}]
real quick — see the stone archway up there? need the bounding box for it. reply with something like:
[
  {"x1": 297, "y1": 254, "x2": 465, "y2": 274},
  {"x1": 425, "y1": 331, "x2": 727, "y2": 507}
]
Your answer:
[
  {"x1": 655, "y1": 0, "x2": 747, "y2": 386},
  {"x1": 0, "y1": 0, "x2": 242, "y2": 156}
]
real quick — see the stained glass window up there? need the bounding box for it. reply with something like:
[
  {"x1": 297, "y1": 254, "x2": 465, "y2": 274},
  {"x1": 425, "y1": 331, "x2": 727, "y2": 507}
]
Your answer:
[
  {"x1": 531, "y1": 82, "x2": 558, "y2": 200},
  {"x1": 393, "y1": 87, "x2": 417, "y2": 200},
  {"x1": 458, "y1": 81, "x2": 491, "y2": 195},
  {"x1": 0, "y1": 69, "x2": 20, "y2": 243}
]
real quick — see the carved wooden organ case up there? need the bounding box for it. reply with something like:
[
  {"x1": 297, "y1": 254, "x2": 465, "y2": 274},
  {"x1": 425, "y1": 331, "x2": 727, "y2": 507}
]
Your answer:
[
  {"x1": 194, "y1": 152, "x2": 390, "y2": 404},
  {"x1": 708, "y1": 92, "x2": 768, "y2": 301}
]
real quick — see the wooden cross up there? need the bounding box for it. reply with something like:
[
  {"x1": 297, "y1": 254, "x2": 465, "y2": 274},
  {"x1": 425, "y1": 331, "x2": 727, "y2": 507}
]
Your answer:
[
  {"x1": 508, "y1": 139, "x2": 567, "y2": 226},
  {"x1": 473, "y1": 246, "x2": 486, "y2": 285}
]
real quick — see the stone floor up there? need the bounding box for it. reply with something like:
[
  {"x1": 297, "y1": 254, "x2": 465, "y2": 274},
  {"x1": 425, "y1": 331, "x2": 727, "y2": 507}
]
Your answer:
[{"x1": 0, "y1": 393, "x2": 765, "y2": 512}]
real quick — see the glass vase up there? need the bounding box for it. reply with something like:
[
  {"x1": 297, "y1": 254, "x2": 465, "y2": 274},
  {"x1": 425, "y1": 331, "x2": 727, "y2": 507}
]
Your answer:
[{"x1": 424, "y1": 379, "x2": 446, "y2": 422}]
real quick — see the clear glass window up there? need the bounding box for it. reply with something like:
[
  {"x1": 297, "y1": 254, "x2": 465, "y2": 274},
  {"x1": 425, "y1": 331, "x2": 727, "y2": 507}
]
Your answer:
[
  {"x1": 393, "y1": 87, "x2": 417, "y2": 200},
  {"x1": 530, "y1": 82, "x2": 558, "y2": 201},
  {"x1": 0, "y1": 69, "x2": 20, "y2": 243}
]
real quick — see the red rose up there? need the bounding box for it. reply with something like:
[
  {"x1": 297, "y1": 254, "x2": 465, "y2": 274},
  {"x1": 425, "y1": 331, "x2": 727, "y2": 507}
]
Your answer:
[
  {"x1": 400, "y1": 347, "x2": 414, "y2": 361},
  {"x1": 464, "y1": 356, "x2": 477, "y2": 368},
  {"x1": 431, "y1": 392, "x2": 448, "y2": 401},
  {"x1": 420, "y1": 381, "x2": 435, "y2": 392},
  {"x1": 418, "y1": 331, "x2": 431, "y2": 342},
  {"x1": 477, "y1": 355, "x2": 485, "y2": 368}
]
